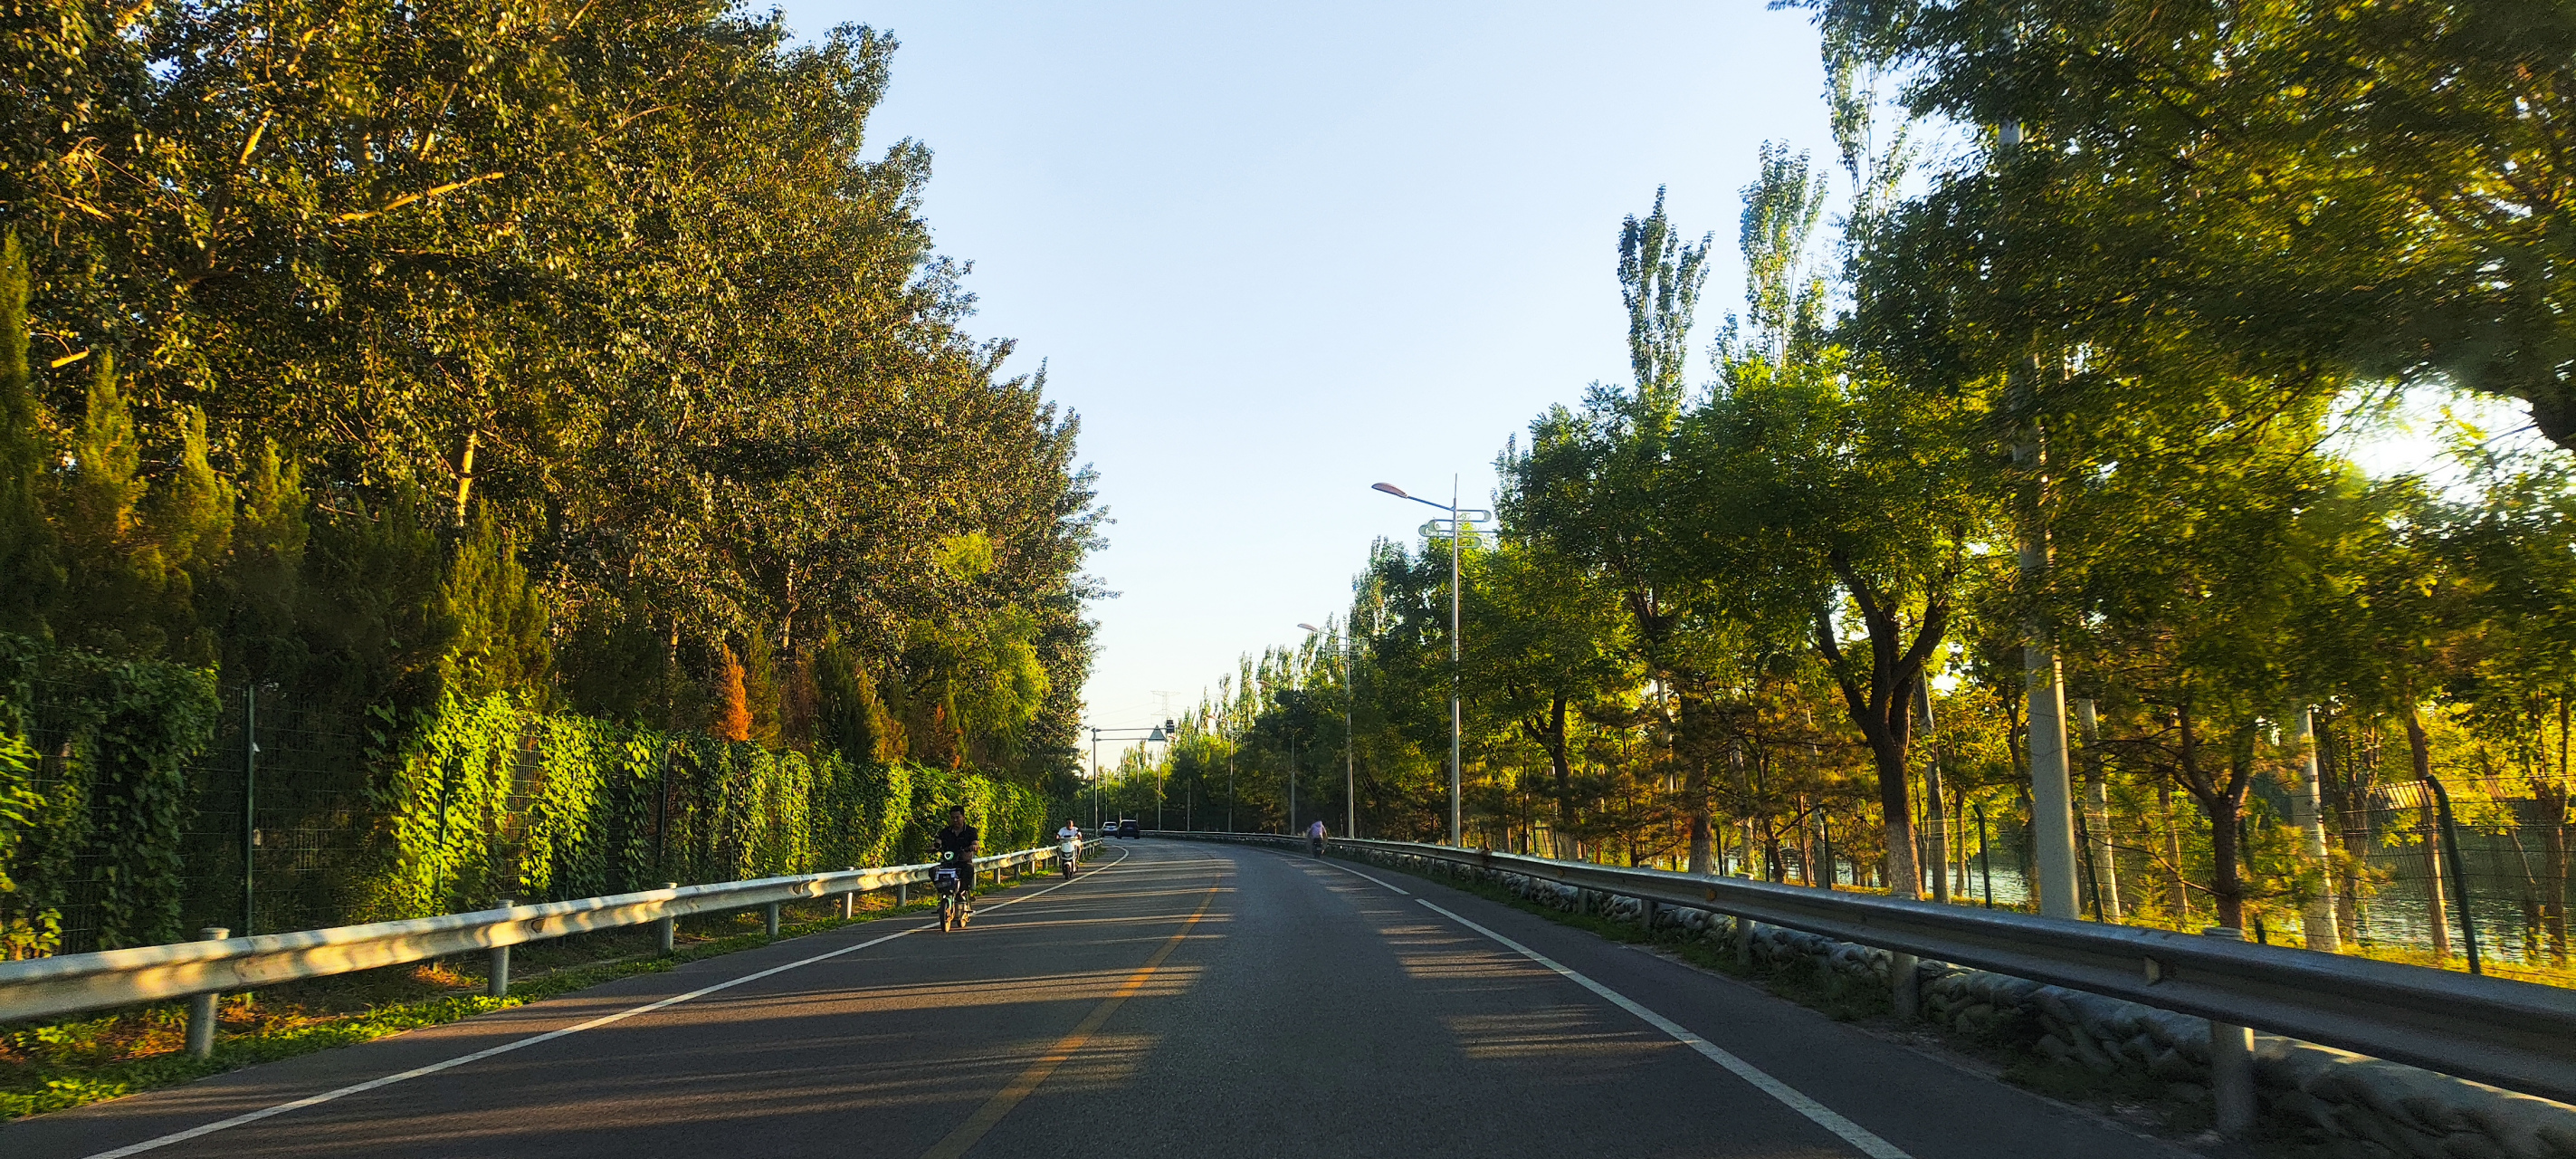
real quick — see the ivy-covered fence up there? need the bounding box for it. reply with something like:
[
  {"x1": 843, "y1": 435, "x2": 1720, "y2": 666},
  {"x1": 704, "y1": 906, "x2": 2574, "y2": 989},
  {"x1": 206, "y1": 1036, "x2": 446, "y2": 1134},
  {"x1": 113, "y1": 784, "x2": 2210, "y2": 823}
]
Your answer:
[
  {"x1": 0, "y1": 636, "x2": 220, "y2": 957},
  {"x1": 356, "y1": 693, "x2": 1051, "y2": 924},
  {"x1": 0, "y1": 636, "x2": 1055, "y2": 958}
]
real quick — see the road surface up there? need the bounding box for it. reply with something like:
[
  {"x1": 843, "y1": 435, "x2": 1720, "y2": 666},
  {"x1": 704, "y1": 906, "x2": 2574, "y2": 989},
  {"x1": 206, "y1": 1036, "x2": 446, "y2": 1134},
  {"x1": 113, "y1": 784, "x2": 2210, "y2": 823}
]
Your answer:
[{"x1": 3, "y1": 839, "x2": 2196, "y2": 1158}]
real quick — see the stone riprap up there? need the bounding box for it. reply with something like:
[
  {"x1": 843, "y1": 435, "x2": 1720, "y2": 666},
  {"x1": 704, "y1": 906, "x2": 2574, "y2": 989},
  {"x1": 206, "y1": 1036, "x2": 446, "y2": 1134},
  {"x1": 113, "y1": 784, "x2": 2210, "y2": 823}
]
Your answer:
[{"x1": 1333, "y1": 842, "x2": 2576, "y2": 1159}]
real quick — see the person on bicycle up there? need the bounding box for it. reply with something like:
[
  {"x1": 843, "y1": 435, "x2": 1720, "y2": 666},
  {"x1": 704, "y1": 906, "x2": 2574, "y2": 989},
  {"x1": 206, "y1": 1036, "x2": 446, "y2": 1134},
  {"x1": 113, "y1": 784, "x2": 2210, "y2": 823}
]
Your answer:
[
  {"x1": 934, "y1": 806, "x2": 979, "y2": 895},
  {"x1": 1056, "y1": 818, "x2": 1083, "y2": 874},
  {"x1": 1307, "y1": 819, "x2": 1327, "y2": 856}
]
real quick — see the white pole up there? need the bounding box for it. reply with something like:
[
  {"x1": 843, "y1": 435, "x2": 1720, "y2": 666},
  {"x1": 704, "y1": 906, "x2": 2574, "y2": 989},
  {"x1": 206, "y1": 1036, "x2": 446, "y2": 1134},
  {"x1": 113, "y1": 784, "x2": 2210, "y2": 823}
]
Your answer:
[{"x1": 1449, "y1": 475, "x2": 1463, "y2": 847}]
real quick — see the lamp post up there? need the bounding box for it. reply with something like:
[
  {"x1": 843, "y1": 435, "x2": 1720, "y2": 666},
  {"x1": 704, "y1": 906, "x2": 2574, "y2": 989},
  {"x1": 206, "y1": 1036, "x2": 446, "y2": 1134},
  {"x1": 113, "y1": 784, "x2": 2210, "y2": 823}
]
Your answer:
[
  {"x1": 1301, "y1": 622, "x2": 1356, "y2": 840},
  {"x1": 1374, "y1": 478, "x2": 1489, "y2": 847},
  {"x1": 1156, "y1": 718, "x2": 1175, "y2": 830},
  {"x1": 1088, "y1": 723, "x2": 1167, "y2": 830}
]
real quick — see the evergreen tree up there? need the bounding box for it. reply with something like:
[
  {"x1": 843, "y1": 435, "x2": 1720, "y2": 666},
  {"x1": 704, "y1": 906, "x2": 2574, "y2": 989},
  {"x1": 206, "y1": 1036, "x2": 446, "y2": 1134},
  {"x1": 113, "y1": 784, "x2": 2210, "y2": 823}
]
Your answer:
[
  {"x1": 437, "y1": 508, "x2": 550, "y2": 703},
  {"x1": 815, "y1": 641, "x2": 906, "y2": 764},
  {"x1": 0, "y1": 233, "x2": 59, "y2": 638},
  {"x1": 215, "y1": 439, "x2": 309, "y2": 685},
  {"x1": 141, "y1": 407, "x2": 233, "y2": 666},
  {"x1": 54, "y1": 355, "x2": 175, "y2": 658}
]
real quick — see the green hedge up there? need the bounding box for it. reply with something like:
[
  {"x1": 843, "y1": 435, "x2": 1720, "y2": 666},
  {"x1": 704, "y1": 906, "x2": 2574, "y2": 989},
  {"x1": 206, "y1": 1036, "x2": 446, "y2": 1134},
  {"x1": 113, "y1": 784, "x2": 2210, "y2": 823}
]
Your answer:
[{"x1": 0, "y1": 635, "x2": 1057, "y2": 953}]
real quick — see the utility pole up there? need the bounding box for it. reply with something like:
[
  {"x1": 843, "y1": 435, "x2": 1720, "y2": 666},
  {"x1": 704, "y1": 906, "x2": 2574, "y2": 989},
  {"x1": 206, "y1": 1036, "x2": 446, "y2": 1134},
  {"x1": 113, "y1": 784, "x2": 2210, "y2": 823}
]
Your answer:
[
  {"x1": 1345, "y1": 632, "x2": 1357, "y2": 840},
  {"x1": 241, "y1": 685, "x2": 258, "y2": 936},
  {"x1": 2002, "y1": 118, "x2": 2081, "y2": 920},
  {"x1": 1449, "y1": 475, "x2": 1463, "y2": 847},
  {"x1": 1155, "y1": 718, "x2": 1173, "y2": 832}
]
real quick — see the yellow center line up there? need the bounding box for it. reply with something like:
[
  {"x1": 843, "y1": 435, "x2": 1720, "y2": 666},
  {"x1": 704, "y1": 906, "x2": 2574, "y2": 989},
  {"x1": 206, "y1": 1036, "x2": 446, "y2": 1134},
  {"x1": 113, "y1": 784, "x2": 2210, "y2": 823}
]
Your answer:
[{"x1": 919, "y1": 874, "x2": 1219, "y2": 1159}]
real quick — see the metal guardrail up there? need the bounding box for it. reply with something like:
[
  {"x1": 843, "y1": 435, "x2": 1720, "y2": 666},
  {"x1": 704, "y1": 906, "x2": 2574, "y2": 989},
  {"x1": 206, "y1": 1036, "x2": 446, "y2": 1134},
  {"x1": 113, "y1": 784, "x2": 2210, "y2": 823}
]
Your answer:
[
  {"x1": 1159, "y1": 830, "x2": 2576, "y2": 1105},
  {"x1": 0, "y1": 841, "x2": 1086, "y2": 1026}
]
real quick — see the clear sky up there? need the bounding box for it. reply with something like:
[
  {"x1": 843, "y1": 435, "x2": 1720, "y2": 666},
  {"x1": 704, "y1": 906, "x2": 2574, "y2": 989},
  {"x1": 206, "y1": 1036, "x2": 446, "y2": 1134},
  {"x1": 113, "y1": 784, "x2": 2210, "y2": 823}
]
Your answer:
[
  {"x1": 769, "y1": 1, "x2": 1840, "y2": 771},
  {"x1": 774, "y1": 2, "x2": 2537, "y2": 776}
]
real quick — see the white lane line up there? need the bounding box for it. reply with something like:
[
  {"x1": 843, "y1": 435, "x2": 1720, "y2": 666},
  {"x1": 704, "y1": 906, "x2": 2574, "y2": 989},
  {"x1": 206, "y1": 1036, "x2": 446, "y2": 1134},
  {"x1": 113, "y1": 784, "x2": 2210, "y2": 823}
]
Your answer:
[
  {"x1": 1416, "y1": 898, "x2": 1913, "y2": 1159},
  {"x1": 1311, "y1": 857, "x2": 1410, "y2": 896},
  {"x1": 80, "y1": 846, "x2": 1135, "y2": 1159}
]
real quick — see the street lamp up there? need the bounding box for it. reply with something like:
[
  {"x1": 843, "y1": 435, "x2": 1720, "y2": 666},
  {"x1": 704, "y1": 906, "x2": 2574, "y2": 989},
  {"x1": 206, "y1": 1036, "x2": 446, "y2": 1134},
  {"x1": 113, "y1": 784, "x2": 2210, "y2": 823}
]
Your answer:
[
  {"x1": 1088, "y1": 723, "x2": 1167, "y2": 830},
  {"x1": 1300, "y1": 622, "x2": 1356, "y2": 841},
  {"x1": 1372, "y1": 478, "x2": 1491, "y2": 847}
]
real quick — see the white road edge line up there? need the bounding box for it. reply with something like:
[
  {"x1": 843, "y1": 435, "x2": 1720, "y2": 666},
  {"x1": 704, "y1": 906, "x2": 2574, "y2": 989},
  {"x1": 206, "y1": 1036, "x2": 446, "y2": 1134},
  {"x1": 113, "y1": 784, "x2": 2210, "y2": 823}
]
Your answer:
[
  {"x1": 1311, "y1": 857, "x2": 1409, "y2": 895},
  {"x1": 78, "y1": 845, "x2": 1136, "y2": 1159},
  {"x1": 1416, "y1": 897, "x2": 1913, "y2": 1159}
]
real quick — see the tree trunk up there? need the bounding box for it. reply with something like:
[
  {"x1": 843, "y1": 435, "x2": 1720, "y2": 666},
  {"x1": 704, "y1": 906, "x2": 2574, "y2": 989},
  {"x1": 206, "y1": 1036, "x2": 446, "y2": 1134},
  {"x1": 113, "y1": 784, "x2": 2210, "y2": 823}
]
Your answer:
[
  {"x1": 2405, "y1": 705, "x2": 2452, "y2": 960},
  {"x1": 2172, "y1": 708, "x2": 2256, "y2": 933},
  {"x1": 2548, "y1": 819, "x2": 2569, "y2": 964},
  {"x1": 2161, "y1": 783, "x2": 2190, "y2": 923},
  {"x1": 1916, "y1": 684, "x2": 1951, "y2": 903},
  {"x1": 2016, "y1": 782, "x2": 2037, "y2": 907},
  {"x1": 1538, "y1": 694, "x2": 1578, "y2": 860},
  {"x1": 2552, "y1": 698, "x2": 2570, "y2": 963},
  {"x1": 2217, "y1": 746, "x2": 2261, "y2": 933},
  {"x1": 2208, "y1": 789, "x2": 2246, "y2": 931},
  {"x1": 1796, "y1": 796, "x2": 1817, "y2": 886},
  {"x1": 2316, "y1": 708, "x2": 2366, "y2": 945},
  {"x1": 1953, "y1": 782, "x2": 1971, "y2": 897},
  {"x1": 1667, "y1": 680, "x2": 1716, "y2": 876},
  {"x1": 2287, "y1": 704, "x2": 2337, "y2": 952},
  {"x1": 1812, "y1": 558, "x2": 1942, "y2": 904}
]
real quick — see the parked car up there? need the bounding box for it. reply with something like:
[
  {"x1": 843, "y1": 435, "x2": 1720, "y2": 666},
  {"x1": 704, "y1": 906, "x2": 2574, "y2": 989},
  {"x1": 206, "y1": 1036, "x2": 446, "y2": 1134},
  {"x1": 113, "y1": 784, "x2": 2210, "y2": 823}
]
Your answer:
[{"x1": 1115, "y1": 819, "x2": 1140, "y2": 838}]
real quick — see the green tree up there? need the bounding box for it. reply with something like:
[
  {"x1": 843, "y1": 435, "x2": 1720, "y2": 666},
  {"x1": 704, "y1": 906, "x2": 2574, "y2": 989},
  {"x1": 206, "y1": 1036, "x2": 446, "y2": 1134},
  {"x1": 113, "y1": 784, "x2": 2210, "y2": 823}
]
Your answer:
[
  {"x1": 1508, "y1": 191, "x2": 1733, "y2": 871},
  {"x1": 0, "y1": 234, "x2": 59, "y2": 639},
  {"x1": 1816, "y1": 0, "x2": 2576, "y2": 447}
]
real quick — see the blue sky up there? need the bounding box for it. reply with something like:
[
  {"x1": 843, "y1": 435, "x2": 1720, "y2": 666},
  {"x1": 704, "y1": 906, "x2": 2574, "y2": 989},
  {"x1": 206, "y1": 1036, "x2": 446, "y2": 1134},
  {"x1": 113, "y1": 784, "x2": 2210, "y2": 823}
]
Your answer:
[{"x1": 771, "y1": 2, "x2": 1843, "y2": 771}]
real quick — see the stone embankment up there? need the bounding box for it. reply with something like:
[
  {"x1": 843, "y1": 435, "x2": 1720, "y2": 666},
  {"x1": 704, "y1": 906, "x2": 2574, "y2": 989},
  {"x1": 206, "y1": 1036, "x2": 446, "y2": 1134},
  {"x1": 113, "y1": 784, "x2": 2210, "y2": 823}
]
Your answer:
[{"x1": 1344, "y1": 844, "x2": 2576, "y2": 1159}]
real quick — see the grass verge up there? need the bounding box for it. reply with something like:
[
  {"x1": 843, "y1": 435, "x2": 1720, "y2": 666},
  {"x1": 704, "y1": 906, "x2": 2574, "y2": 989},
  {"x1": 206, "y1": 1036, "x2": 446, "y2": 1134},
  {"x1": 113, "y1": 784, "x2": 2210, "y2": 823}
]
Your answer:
[{"x1": 2, "y1": 876, "x2": 1033, "y2": 1121}]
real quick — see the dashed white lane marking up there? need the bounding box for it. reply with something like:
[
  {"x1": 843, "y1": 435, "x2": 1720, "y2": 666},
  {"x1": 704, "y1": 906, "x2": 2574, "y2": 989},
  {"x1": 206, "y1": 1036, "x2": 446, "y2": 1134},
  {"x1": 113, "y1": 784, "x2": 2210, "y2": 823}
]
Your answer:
[
  {"x1": 78, "y1": 846, "x2": 1137, "y2": 1159},
  {"x1": 1415, "y1": 898, "x2": 1913, "y2": 1159}
]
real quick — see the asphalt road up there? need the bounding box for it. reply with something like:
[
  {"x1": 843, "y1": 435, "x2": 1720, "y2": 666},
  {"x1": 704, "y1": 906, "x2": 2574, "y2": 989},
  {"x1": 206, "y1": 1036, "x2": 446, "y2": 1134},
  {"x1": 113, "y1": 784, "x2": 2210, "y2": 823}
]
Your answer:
[{"x1": 4, "y1": 840, "x2": 2198, "y2": 1159}]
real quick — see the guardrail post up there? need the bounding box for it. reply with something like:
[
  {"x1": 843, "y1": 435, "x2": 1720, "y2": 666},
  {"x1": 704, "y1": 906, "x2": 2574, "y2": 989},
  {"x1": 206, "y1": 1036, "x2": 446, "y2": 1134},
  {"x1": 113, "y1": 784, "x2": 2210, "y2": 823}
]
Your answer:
[
  {"x1": 186, "y1": 926, "x2": 229, "y2": 1058},
  {"x1": 2204, "y1": 927, "x2": 2256, "y2": 1136},
  {"x1": 1890, "y1": 951, "x2": 1920, "y2": 1020},
  {"x1": 899, "y1": 880, "x2": 910, "y2": 906},
  {"x1": 842, "y1": 868, "x2": 857, "y2": 919},
  {"x1": 763, "y1": 901, "x2": 781, "y2": 939},
  {"x1": 658, "y1": 883, "x2": 677, "y2": 954},
  {"x1": 488, "y1": 899, "x2": 514, "y2": 999},
  {"x1": 1737, "y1": 918, "x2": 1756, "y2": 968}
]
